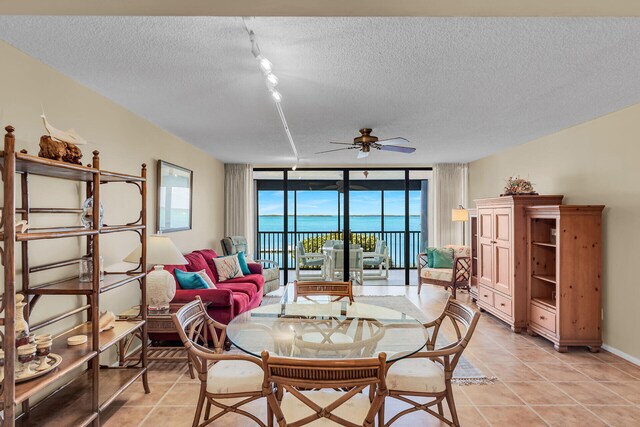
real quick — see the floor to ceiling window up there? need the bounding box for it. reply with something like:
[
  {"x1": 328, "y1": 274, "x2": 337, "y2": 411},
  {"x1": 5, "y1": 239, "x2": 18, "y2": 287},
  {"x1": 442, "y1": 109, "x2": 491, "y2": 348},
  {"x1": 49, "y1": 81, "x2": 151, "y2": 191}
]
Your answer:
[{"x1": 254, "y1": 168, "x2": 431, "y2": 285}]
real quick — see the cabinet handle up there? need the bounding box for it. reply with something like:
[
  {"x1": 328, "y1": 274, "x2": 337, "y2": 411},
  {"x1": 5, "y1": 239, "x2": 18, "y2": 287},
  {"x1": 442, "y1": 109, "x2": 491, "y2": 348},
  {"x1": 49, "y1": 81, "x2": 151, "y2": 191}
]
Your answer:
[
  {"x1": 500, "y1": 303, "x2": 505, "y2": 306},
  {"x1": 483, "y1": 294, "x2": 489, "y2": 298},
  {"x1": 540, "y1": 316, "x2": 546, "y2": 320}
]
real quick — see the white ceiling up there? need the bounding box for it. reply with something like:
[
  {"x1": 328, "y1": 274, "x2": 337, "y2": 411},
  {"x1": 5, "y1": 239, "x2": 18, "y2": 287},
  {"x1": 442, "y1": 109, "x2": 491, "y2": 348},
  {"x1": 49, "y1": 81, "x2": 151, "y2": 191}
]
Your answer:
[{"x1": 1, "y1": 17, "x2": 640, "y2": 166}]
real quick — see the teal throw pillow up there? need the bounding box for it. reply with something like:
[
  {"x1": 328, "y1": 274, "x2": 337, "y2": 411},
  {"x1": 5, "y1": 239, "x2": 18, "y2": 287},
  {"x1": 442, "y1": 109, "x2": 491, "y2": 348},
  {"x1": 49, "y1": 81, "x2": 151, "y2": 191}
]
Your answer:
[
  {"x1": 174, "y1": 269, "x2": 209, "y2": 290},
  {"x1": 425, "y1": 247, "x2": 437, "y2": 267},
  {"x1": 237, "y1": 251, "x2": 252, "y2": 275},
  {"x1": 432, "y1": 248, "x2": 455, "y2": 269}
]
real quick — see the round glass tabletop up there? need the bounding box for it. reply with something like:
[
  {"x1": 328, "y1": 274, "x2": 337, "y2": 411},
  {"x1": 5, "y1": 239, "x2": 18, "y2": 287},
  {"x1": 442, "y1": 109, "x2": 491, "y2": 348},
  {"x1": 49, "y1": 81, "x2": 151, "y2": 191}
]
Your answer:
[{"x1": 227, "y1": 301, "x2": 429, "y2": 362}]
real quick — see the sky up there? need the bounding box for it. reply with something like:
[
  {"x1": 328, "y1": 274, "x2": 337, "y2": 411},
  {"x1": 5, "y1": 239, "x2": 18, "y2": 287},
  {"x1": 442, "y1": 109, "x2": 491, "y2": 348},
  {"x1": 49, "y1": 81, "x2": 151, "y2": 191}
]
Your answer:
[{"x1": 258, "y1": 190, "x2": 423, "y2": 216}]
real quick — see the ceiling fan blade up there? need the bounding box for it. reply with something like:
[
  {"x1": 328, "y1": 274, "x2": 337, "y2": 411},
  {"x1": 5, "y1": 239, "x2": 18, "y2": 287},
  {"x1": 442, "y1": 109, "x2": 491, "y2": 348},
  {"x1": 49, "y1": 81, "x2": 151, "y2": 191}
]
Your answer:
[
  {"x1": 314, "y1": 147, "x2": 357, "y2": 155},
  {"x1": 357, "y1": 150, "x2": 370, "y2": 159},
  {"x1": 379, "y1": 145, "x2": 416, "y2": 154},
  {"x1": 377, "y1": 137, "x2": 409, "y2": 146},
  {"x1": 329, "y1": 142, "x2": 356, "y2": 145}
]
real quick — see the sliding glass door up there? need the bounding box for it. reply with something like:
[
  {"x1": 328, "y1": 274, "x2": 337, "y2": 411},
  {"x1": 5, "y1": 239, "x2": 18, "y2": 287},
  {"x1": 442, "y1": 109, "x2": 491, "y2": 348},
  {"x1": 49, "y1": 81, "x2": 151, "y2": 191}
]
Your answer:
[{"x1": 254, "y1": 168, "x2": 430, "y2": 286}]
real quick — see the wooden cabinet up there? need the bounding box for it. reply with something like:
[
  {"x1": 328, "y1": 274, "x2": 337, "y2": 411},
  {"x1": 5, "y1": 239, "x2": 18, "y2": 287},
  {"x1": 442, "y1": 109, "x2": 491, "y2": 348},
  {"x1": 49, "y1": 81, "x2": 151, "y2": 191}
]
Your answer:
[
  {"x1": 525, "y1": 205, "x2": 604, "y2": 352},
  {"x1": 469, "y1": 209, "x2": 478, "y2": 301},
  {"x1": 474, "y1": 196, "x2": 563, "y2": 332}
]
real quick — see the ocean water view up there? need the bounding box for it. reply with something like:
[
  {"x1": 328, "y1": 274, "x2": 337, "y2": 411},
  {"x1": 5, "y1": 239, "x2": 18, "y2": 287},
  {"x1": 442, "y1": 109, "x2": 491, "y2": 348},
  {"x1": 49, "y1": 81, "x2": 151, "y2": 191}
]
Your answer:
[{"x1": 258, "y1": 215, "x2": 422, "y2": 232}]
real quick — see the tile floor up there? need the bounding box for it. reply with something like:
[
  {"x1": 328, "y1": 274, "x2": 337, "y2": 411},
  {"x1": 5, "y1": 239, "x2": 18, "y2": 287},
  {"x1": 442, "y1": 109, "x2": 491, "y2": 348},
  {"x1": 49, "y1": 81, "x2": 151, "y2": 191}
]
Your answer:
[{"x1": 101, "y1": 285, "x2": 640, "y2": 426}]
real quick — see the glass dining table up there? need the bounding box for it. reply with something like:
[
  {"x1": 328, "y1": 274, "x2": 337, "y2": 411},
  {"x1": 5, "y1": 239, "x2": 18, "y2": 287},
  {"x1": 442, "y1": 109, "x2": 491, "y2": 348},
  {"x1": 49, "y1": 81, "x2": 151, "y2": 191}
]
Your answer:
[{"x1": 226, "y1": 300, "x2": 429, "y2": 362}]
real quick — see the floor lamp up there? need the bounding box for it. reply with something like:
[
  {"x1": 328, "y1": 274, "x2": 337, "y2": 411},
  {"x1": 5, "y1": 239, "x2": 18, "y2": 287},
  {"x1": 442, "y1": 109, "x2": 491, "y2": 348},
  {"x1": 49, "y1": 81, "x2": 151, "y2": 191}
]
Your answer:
[{"x1": 451, "y1": 205, "x2": 469, "y2": 245}]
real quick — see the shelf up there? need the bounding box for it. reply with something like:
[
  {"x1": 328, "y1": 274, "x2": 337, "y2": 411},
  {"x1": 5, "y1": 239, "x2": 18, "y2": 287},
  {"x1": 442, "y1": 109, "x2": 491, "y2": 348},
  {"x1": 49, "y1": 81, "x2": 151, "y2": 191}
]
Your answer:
[
  {"x1": 532, "y1": 297, "x2": 556, "y2": 311},
  {"x1": 100, "y1": 170, "x2": 145, "y2": 183},
  {"x1": 14, "y1": 327, "x2": 98, "y2": 405},
  {"x1": 101, "y1": 224, "x2": 145, "y2": 234},
  {"x1": 532, "y1": 241, "x2": 556, "y2": 248},
  {"x1": 532, "y1": 274, "x2": 557, "y2": 285},
  {"x1": 68, "y1": 319, "x2": 145, "y2": 353},
  {"x1": 0, "y1": 151, "x2": 98, "y2": 182},
  {"x1": 15, "y1": 367, "x2": 146, "y2": 427},
  {"x1": 98, "y1": 367, "x2": 146, "y2": 411},
  {"x1": 16, "y1": 227, "x2": 98, "y2": 241},
  {"x1": 26, "y1": 273, "x2": 145, "y2": 295}
]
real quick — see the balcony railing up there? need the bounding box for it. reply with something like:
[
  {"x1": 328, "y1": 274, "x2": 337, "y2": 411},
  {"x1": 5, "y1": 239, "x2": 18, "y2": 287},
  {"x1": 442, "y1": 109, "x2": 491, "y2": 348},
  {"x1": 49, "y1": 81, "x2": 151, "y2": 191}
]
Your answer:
[{"x1": 257, "y1": 230, "x2": 422, "y2": 269}]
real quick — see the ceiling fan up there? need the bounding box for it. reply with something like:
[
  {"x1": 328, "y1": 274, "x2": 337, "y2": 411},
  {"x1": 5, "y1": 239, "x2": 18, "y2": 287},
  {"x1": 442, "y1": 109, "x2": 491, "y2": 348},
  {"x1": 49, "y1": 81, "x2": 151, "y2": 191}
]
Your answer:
[{"x1": 315, "y1": 128, "x2": 416, "y2": 159}]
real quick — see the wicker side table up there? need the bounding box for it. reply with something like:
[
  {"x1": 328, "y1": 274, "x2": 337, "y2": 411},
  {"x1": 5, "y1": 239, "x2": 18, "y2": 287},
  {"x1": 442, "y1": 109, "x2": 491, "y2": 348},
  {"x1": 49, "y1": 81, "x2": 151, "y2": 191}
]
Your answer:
[{"x1": 119, "y1": 302, "x2": 211, "y2": 379}]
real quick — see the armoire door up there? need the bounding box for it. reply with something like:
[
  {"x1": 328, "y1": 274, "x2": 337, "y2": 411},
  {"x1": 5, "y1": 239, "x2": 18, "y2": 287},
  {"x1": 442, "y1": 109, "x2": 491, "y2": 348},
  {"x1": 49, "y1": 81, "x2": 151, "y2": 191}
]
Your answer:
[
  {"x1": 477, "y1": 208, "x2": 494, "y2": 287},
  {"x1": 492, "y1": 207, "x2": 512, "y2": 295}
]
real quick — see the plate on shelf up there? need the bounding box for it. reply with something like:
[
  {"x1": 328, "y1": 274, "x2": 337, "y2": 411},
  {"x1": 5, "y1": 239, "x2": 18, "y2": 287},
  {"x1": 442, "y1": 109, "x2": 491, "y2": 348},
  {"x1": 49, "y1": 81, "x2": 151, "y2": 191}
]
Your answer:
[{"x1": 15, "y1": 353, "x2": 63, "y2": 383}]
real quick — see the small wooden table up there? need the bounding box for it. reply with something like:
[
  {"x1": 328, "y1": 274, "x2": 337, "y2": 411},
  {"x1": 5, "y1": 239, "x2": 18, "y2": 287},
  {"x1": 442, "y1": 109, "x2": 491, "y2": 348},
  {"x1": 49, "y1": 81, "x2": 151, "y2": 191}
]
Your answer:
[
  {"x1": 293, "y1": 280, "x2": 354, "y2": 303},
  {"x1": 119, "y1": 302, "x2": 211, "y2": 379}
]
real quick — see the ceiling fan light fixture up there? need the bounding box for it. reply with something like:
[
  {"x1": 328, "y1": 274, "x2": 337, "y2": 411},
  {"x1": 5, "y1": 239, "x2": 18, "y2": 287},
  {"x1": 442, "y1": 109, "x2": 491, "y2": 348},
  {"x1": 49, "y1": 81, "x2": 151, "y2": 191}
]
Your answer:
[{"x1": 266, "y1": 73, "x2": 279, "y2": 86}]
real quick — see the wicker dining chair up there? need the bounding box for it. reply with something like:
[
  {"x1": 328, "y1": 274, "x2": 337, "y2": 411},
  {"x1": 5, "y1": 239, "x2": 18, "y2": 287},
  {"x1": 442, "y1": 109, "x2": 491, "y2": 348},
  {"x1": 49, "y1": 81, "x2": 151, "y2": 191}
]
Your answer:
[
  {"x1": 172, "y1": 297, "x2": 269, "y2": 427},
  {"x1": 382, "y1": 297, "x2": 480, "y2": 427},
  {"x1": 261, "y1": 351, "x2": 388, "y2": 427}
]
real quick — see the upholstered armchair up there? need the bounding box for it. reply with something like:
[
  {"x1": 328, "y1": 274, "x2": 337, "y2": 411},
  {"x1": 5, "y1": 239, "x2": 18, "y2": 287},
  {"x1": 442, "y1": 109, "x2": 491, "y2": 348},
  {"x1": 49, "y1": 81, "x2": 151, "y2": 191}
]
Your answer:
[
  {"x1": 220, "y1": 235, "x2": 280, "y2": 295},
  {"x1": 417, "y1": 245, "x2": 471, "y2": 298},
  {"x1": 363, "y1": 239, "x2": 390, "y2": 279}
]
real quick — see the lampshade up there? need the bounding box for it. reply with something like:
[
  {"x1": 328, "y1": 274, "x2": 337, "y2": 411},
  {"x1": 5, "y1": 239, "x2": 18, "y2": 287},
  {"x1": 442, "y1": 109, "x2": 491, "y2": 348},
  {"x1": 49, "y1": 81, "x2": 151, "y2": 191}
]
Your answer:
[
  {"x1": 451, "y1": 206, "x2": 469, "y2": 222},
  {"x1": 123, "y1": 235, "x2": 188, "y2": 266}
]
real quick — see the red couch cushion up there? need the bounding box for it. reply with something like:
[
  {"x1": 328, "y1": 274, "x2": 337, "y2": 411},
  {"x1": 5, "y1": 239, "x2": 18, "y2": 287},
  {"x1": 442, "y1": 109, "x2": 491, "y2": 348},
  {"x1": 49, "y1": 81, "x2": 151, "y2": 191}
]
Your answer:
[
  {"x1": 217, "y1": 282, "x2": 257, "y2": 299},
  {"x1": 194, "y1": 249, "x2": 220, "y2": 281},
  {"x1": 232, "y1": 292, "x2": 251, "y2": 315}
]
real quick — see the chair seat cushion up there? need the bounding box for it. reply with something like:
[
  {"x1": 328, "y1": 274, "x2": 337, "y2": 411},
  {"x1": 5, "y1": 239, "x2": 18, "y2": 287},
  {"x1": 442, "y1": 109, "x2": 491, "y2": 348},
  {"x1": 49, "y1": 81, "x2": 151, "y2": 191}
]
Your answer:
[
  {"x1": 302, "y1": 259, "x2": 324, "y2": 267},
  {"x1": 281, "y1": 390, "x2": 372, "y2": 426},
  {"x1": 387, "y1": 357, "x2": 446, "y2": 393},
  {"x1": 206, "y1": 359, "x2": 263, "y2": 394},
  {"x1": 363, "y1": 258, "x2": 383, "y2": 266},
  {"x1": 420, "y1": 267, "x2": 453, "y2": 282}
]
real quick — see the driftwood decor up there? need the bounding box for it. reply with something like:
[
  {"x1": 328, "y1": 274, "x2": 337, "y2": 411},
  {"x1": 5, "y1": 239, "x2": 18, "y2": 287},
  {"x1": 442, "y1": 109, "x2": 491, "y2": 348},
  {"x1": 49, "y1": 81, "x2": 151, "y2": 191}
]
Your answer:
[{"x1": 38, "y1": 135, "x2": 83, "y2": 164}]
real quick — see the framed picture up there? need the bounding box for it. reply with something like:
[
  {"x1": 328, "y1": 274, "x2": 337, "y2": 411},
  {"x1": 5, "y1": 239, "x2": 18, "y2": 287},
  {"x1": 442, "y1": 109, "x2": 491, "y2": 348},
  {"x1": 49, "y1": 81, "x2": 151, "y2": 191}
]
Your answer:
[{"x1": 156, "y1": 160, "x2": 193, "y2": 233}]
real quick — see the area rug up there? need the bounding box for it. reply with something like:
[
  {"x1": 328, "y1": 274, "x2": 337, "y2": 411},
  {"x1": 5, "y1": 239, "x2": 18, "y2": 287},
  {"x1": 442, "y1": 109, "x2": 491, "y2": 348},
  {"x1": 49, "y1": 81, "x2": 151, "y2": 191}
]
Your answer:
[{"x1": 261, "y1": 294, "x2": 495, "y2": 384}]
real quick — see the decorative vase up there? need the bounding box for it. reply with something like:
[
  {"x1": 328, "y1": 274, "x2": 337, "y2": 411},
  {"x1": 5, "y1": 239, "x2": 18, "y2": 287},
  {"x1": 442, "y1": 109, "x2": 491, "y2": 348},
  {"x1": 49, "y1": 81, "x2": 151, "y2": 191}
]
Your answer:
[
  {"x1": 15, "y1": 294, "x2": 30, "y2": 348},
  {"x1": 81, "y1": 196, "x2": 104, "y2": 229}
]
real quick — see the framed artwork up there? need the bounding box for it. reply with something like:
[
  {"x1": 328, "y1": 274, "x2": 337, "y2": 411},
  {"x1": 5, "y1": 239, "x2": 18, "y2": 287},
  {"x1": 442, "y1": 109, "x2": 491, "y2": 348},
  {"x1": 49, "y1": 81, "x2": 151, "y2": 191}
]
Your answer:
[{"x1": 156, "y1": 160, "x2": 193, "y2": 233}]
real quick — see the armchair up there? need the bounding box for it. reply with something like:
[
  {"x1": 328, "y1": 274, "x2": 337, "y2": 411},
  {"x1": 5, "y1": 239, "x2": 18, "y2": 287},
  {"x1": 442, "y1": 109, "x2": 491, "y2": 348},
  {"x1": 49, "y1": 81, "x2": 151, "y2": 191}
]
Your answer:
[
  {"x1": 221, "y1": 235, "x2": 280, "y2": 295},
  {"x1": 363, "y1": 239, "x2": 390, "y2": 279},
  {"x1": 382, "y1": 298, "x2": 480, "y2": 427},
  {"x1": 417, "y1": 245, "x2": 471, "y2": 298},
  {"x1": 327, "y1": 243, "x2": 364, "y2": 285},
  {"x1": 295, "y1": 241, "x2": 326, "y2": 281}
]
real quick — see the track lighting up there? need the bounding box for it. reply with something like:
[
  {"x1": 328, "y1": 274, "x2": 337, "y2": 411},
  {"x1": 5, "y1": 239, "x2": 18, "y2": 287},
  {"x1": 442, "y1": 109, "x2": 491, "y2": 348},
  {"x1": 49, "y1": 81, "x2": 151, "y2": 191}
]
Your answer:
[
  {"x1": 270, "y1": 90, "x2": 282, "y2": 102},
  {"x1": 266, "y1": 73, "x2": 279, "y2": 86},
  {"x1": 258, "y1": 56, "x2": 272, "y2": 74}
]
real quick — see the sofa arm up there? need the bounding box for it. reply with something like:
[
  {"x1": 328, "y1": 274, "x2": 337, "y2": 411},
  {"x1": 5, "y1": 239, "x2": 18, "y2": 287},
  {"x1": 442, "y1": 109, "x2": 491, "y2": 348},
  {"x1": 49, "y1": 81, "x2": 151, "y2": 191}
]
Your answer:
[
  {"x1": 173, "y1": 288, "x2": 233, "y2": 308},
  {"x1": 247, "y1": 262, "x2": 263, "y2": 275}
]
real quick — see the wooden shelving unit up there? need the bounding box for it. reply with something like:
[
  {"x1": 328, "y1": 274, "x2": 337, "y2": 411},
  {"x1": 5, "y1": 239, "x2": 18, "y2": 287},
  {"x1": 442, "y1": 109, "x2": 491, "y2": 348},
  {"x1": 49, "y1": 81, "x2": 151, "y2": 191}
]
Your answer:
[
  {"x1": 526, "y1": 205, "x2": 605, "y2": 352},
  {"x1": 1, "y1": 125, "x2": 149, "y2": 426}
]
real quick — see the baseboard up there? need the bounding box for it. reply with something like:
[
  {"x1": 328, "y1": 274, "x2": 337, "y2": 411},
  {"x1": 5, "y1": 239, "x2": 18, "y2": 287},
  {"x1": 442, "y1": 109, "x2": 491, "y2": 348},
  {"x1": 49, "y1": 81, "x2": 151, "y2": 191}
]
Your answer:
[{"x1": 602, "y1": 344, "x2": 640, "y2": 366}]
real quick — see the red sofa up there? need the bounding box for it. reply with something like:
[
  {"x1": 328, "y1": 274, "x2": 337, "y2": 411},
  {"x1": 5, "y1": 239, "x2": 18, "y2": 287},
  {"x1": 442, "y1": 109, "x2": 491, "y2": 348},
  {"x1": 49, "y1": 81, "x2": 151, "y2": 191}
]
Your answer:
[{"x1": 164, "y1": 249, "x2": 264, "y2": 325}]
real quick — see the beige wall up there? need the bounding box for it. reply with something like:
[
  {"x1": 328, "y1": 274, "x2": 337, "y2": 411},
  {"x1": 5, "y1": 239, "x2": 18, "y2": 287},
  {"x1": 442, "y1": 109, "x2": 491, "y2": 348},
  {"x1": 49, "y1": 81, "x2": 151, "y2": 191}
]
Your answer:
[
  {"x1": 0, "y1": 40, "x2": 225, "y2": 340},
  {"x1": 469, "y1": 103, "x2": 640, "y2": 361}
]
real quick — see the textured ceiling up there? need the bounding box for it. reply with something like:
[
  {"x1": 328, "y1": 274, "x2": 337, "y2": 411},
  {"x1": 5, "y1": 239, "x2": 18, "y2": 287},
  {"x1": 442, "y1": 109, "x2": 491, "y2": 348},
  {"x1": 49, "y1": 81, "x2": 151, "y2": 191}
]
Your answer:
[{"x1": 1, "y1": 17, "x2": 640, "y2": 166}]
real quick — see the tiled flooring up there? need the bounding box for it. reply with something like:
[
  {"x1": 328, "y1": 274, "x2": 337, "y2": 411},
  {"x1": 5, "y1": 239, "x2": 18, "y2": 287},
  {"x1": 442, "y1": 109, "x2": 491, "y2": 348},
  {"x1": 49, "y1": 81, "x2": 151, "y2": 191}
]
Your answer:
[{"x1": 101, "y1": 285, "x2": 640, "y2": 426}]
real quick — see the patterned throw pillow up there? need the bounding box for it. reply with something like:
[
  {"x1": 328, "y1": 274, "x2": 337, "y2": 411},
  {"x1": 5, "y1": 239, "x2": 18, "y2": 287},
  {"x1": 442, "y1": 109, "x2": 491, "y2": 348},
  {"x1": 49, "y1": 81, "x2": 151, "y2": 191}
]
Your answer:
[
  {"x1": 213, "y1": 254, "x2": 245, "y2": 281},
  {"x1": 194, "y1": 269, "x2": 216, "y2": 289}
]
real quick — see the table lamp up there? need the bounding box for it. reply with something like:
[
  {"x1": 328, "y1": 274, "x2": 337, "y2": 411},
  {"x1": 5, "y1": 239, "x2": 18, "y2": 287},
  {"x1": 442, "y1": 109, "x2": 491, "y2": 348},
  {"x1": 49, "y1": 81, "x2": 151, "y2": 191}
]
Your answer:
[
  {"x1": 451, "y1": 205, "x2": 469, "y2": 245},
  {"x1": 124, "y1": 234, "x2": 187, "y2": 310}
]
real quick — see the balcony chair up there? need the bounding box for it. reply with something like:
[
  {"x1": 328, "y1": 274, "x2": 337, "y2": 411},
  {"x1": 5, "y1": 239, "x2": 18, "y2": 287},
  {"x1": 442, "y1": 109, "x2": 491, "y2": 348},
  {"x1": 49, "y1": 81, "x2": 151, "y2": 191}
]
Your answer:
[
  {"x1": 221, "y1": 235, "x2": 280, "y2": 295},
  {"x1": 417, "y1": 245, "x2": 471, "y2": 298},
  {"x1": 261, "y1": 351, "x2": 388, "y2": 427},
  {"x1": 327, "y1": 243, "x2": 364, "y2": 285},
  {"x1": 363, "y1": 239, "x2": 390, "y2": 280},
  {"x1": 295, "y1": 241, "x2": 326, "y2": 281},
  {"x1": 382, "y1": 297, "x2": 480, "y2": 427},
  {"x1": 172, "y1": 296, "x2": 269, "y2": 427}
]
